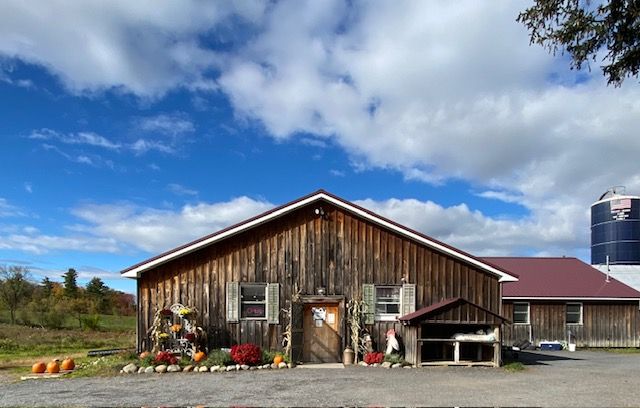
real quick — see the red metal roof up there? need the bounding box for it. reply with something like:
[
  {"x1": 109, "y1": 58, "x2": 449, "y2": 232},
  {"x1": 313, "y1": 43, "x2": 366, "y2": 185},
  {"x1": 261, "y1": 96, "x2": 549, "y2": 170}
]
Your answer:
[
  {"x1": 398, "y1": 297, "x2": 508, "y2": 324},
  {"x1": 483, "y1": 257, "x2": 640, "y2": 299}
]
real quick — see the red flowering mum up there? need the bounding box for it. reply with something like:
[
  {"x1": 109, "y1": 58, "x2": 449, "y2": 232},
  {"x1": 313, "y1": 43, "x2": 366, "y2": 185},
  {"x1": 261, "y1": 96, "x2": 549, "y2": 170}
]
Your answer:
[
  {"x1": 154, "y1": 351, "x2": 178, "y2": 365},
  {"x1": 230, "y1": 343, "x2": 262, "y2": 366},
  {"x1": 364, "y1": 352, "x2": 384, "y2": 365}
]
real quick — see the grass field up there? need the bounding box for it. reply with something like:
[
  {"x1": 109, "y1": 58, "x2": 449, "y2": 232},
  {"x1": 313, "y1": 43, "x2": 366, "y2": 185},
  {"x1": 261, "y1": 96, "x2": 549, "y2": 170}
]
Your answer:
[
  {"x1": 0, "y1": 310, "x2": 135, "y2": 332},
  {"x1": 0, "y1": 315, "x2": 136, "y2": 373}
]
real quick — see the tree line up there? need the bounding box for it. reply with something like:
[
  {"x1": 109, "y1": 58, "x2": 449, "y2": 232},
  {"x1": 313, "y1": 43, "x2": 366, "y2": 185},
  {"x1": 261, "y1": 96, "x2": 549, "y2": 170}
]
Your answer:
[{"x1": 0, "y1": 265, "x2": 135, "y2": 330}]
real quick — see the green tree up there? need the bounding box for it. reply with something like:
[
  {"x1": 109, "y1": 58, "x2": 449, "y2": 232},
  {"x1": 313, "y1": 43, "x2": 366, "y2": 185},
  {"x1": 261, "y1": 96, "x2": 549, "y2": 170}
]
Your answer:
[
  {"x1": 518, "y1": 0, "x2": 640, "y2": 86},
  {"x1": 68, "y1": 297, "x2": 92, "y2": 329},
  {"x1": 86, "y1": 277, "x2": 110, "y2": 313},
  {"x1": 0, "y1": 265, "x2": 32, "y2": 324},
  {"x1": 41, "y1": 277, "x2": 54, "y2": 298},
  {"x1": 62, "y1": 268, "x2": 79, "y2": 298}
]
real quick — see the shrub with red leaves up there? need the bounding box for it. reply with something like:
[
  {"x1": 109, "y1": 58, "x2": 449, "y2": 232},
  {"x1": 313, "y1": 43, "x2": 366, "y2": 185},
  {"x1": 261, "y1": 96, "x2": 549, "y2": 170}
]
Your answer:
[
  {"x1": 154, "y1": 351, "x2": 178, "y2": 365},
  {"x1": 230, "y1": 343, "x2": 262, "y2": 366},
  {"x1": 364, "y1": 352, "x2": 384, "y2": 365}
]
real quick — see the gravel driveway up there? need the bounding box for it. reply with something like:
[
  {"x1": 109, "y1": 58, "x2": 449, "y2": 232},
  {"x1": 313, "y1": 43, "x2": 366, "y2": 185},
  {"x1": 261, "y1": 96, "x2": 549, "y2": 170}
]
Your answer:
[{"x1": 1, "y1": 350, "x2": 639, "y2": 407}]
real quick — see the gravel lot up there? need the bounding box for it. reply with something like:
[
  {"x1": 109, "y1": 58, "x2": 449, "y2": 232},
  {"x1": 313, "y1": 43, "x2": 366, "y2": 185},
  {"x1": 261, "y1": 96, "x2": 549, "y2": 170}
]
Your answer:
[{"x1": 1, "y1": 350, "x2": 639, "y2": 407}]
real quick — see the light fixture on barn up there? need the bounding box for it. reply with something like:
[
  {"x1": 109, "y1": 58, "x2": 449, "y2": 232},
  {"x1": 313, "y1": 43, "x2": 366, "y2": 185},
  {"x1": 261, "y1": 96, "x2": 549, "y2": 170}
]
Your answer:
[{"x1": 314, "y1": 207, "x2": 328, "y2": 220}]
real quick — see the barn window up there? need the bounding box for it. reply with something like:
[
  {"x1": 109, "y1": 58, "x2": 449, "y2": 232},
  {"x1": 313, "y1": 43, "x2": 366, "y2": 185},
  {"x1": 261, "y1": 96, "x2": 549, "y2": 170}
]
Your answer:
[
  {"x1": 226, "y1": 282, "x2": 279, "y2": 323},
  {"x1": 513, "y1": 302, "x2": 530, "y2": 324},
  {"x1": 362, "y1": 284, "x2": 415, "y2": 323},
  {"x1": 566, "y1": 303, "x2": 582, "y2": 325},
  {"x1": 376, "y1": 286, "x2": 401, "y2": 318},
  {"x1": 241, "y1": 284, "x2": 267, "y2": 319}
]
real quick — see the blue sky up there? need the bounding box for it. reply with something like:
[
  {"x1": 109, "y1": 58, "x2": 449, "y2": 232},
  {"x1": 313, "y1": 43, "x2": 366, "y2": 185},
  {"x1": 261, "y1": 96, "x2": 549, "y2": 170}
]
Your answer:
[{"x1": 1, "y1": 1, "x2": 639, "y2": 294}]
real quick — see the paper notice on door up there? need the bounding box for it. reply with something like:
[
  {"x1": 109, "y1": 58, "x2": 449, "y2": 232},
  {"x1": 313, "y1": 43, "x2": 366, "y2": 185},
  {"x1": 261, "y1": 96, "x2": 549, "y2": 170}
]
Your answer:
[
  {"x1": 315, "y1": 319, "x2": 323, "y2": 327},
  {"x1": 327, "y1": 313, "x2": 335, "y2": 324}
]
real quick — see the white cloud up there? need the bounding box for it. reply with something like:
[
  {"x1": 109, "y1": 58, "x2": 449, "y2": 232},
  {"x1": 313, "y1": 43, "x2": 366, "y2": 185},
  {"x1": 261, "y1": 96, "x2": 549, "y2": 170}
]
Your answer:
[
  {"x1": 0, "y1": 231, "x2": 120, "y2": 255},
  {"x1": 71, "y1": 196, "x2": 274, "y2": 253},
  {"x1": 23, "y1": 182, "x2": 33, "y2": 194},
  {"x1": 167, "y1": 183, "x2": 198, "y2": 197},
  {"x1": 30, "y1": 128, "x2": 121, "y2": 150},
  {"x1": 137, "y1": 113, "x2": 195, "y2": 138},
  {"x1": 129, "y1": 138, "x2": 175, "y2": 155},
  {"x1": 355, "y1": 197, "x2": 586, "y2": 257},
  {"x1": 0, "y1": 1, "x2": 267, "y2": 97},
  {"x1": 0, "y1": 198, "x2": 24, "y2": 217}
]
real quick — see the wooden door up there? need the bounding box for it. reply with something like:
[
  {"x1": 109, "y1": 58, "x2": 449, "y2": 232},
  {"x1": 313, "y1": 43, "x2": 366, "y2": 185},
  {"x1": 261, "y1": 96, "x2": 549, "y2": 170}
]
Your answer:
[{"x1": 302, "y1": 303, "x2": 341, "y2": 363}]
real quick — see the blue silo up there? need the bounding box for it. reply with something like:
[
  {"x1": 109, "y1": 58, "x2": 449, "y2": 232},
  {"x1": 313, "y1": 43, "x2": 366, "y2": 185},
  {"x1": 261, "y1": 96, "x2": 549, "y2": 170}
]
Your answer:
[{"x1": 591, "y1": 187, "x2": 640, "y2": 265}]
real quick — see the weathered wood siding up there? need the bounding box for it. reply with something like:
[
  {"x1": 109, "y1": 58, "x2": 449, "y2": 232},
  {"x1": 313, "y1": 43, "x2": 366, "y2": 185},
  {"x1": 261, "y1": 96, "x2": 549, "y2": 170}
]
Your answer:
[
  {"x1": 137, "y1": 201, "x2": 502, "y2": 352},
  {"x1": 502, "y1": 301, "x2": 640, "y2": 347}
]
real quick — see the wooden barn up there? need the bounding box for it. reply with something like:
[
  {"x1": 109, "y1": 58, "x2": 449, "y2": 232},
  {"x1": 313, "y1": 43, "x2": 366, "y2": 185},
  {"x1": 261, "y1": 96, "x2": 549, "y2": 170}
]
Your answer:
[
  {"x1": 122, "y1": 190, "x2": 518, "y2": 366},
  {"x1": 485, "y1": 257, "x2": 640, "y2": 348}
]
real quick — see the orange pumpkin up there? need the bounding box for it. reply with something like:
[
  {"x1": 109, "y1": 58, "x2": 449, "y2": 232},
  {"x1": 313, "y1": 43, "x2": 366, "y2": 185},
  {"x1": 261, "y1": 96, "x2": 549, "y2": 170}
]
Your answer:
[
  {"x1": 139, "y1": 351, "x2": 151, "y2": 359},
  {"x1": 273, "y1": 354, "x2": 284, "y2": 365},
  {"x1": 193, "y1": 351, "x2": 206, "y2": 363},
  {"x1": 46, "y1": 360, "x2": 60, "y2": 374},
  {"x1": 32, "y1": 362, "x2": 46, "y2": 374},
  {"x1": 61, "y1": 358, "x2": 75, "y2": 371}
]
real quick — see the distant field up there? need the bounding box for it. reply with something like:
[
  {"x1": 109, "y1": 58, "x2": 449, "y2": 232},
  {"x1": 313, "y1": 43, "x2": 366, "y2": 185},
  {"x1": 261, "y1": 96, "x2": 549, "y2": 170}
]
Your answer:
[
  {"x1": 0, "y1": 318, "x2": 136, "y2": 369},
  {"x1": 0, "y1": 310, "x2": 135, "y2": 332}
]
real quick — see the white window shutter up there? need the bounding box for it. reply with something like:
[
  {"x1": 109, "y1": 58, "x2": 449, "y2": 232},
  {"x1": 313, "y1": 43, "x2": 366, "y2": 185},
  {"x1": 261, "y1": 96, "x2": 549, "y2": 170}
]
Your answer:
[
  {"x1": 402, "y1": 284, "x2": 416, "y2": 316},
  {"x1": 362, "y1": 284, "x2": 375, "y2": 325},
  {"x1": 266, "y1": 283, "x2": 280, "y2": 324},
  {"x1": 226, "y1": 281, "x2": 239, "y2": 323}
]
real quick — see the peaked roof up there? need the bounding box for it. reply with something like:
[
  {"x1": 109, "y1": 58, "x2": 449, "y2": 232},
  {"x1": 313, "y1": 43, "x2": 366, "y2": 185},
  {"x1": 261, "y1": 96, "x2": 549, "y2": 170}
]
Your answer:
[
  {"x1": 484, "y1": 257, "x2": 640, "y2": 300},
  {"x1": 398, "y1": 297, "x2": 509, "y2": 325},
  {"x1": 121, "y1": 190, "x2": 519, "y2": 281}
]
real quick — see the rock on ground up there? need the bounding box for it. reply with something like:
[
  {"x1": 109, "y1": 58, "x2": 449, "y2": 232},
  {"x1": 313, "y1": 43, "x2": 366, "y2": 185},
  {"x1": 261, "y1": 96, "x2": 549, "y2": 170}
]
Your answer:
[
  {"x1": 122, "y1": 364, "x2": 138, "y2": 374},
  {"x1": 198, "y1": 366, "x2": 208, "y2": 372},
  {"x1": 144, "y1": 367, "x2": 155, "y2": 374},
  {"x1": 167, "y1": 365, "x2": 181, "y2": 373},
  {"x1": 155, "y1": 365, "x2": 167, "y2": 373}
]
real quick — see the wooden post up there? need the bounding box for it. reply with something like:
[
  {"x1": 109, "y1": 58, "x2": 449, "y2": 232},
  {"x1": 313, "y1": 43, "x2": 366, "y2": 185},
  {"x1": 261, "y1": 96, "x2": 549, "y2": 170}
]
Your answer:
[
  {"x1": 493, "y1": 326, "x2": 501, "y2": 367},
  {"x1": 416, "y1": 325, "x2": 422, "y2": 366}
]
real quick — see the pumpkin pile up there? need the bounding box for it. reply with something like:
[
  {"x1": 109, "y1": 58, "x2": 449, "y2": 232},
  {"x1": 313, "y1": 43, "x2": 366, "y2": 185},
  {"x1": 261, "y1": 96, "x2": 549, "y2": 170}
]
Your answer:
[{"x1": 31, "y1": 358, "x2": 75, "y2": 374}]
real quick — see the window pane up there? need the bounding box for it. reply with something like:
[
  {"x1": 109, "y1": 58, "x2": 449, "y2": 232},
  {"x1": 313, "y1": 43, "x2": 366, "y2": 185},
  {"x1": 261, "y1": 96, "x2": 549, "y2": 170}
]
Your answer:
[
  {"x1": 566, "y1": 304, "x2": 581, "y2": 324},
  {"x1": 376, "y1": 286, "x2": 400, "y2": 301},
  {"x1": 513, "y1": 304, "x2": 529, "y2": 323},
  {"x1": 241, "y1": 285, "x2": 265, "y2": 302},
  {"x1": 241, "y1": 303, "x2": 266, "y2": 318},
  {"x1": 566, "y1": 304, "x2": 581, "y2": 314},
  {"x1": 385, "y1": 303, "x2": 400, "y2": 314}
]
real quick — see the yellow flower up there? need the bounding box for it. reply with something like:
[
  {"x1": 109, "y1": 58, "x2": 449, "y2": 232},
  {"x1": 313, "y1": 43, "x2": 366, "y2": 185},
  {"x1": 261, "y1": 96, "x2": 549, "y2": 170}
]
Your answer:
[{"x1": 170, "y1": 324, "x2": 182, "y2": 333}]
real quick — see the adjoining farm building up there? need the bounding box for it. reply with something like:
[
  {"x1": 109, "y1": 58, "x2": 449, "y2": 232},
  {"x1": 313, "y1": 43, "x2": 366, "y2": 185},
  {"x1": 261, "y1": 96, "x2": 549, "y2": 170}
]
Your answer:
[
  {"x1": 485, "y1": 257, "x2": 640, "y2": 348},
  {"x1": 122, "y1": 190, "x2": 518, "y2": 367}
]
